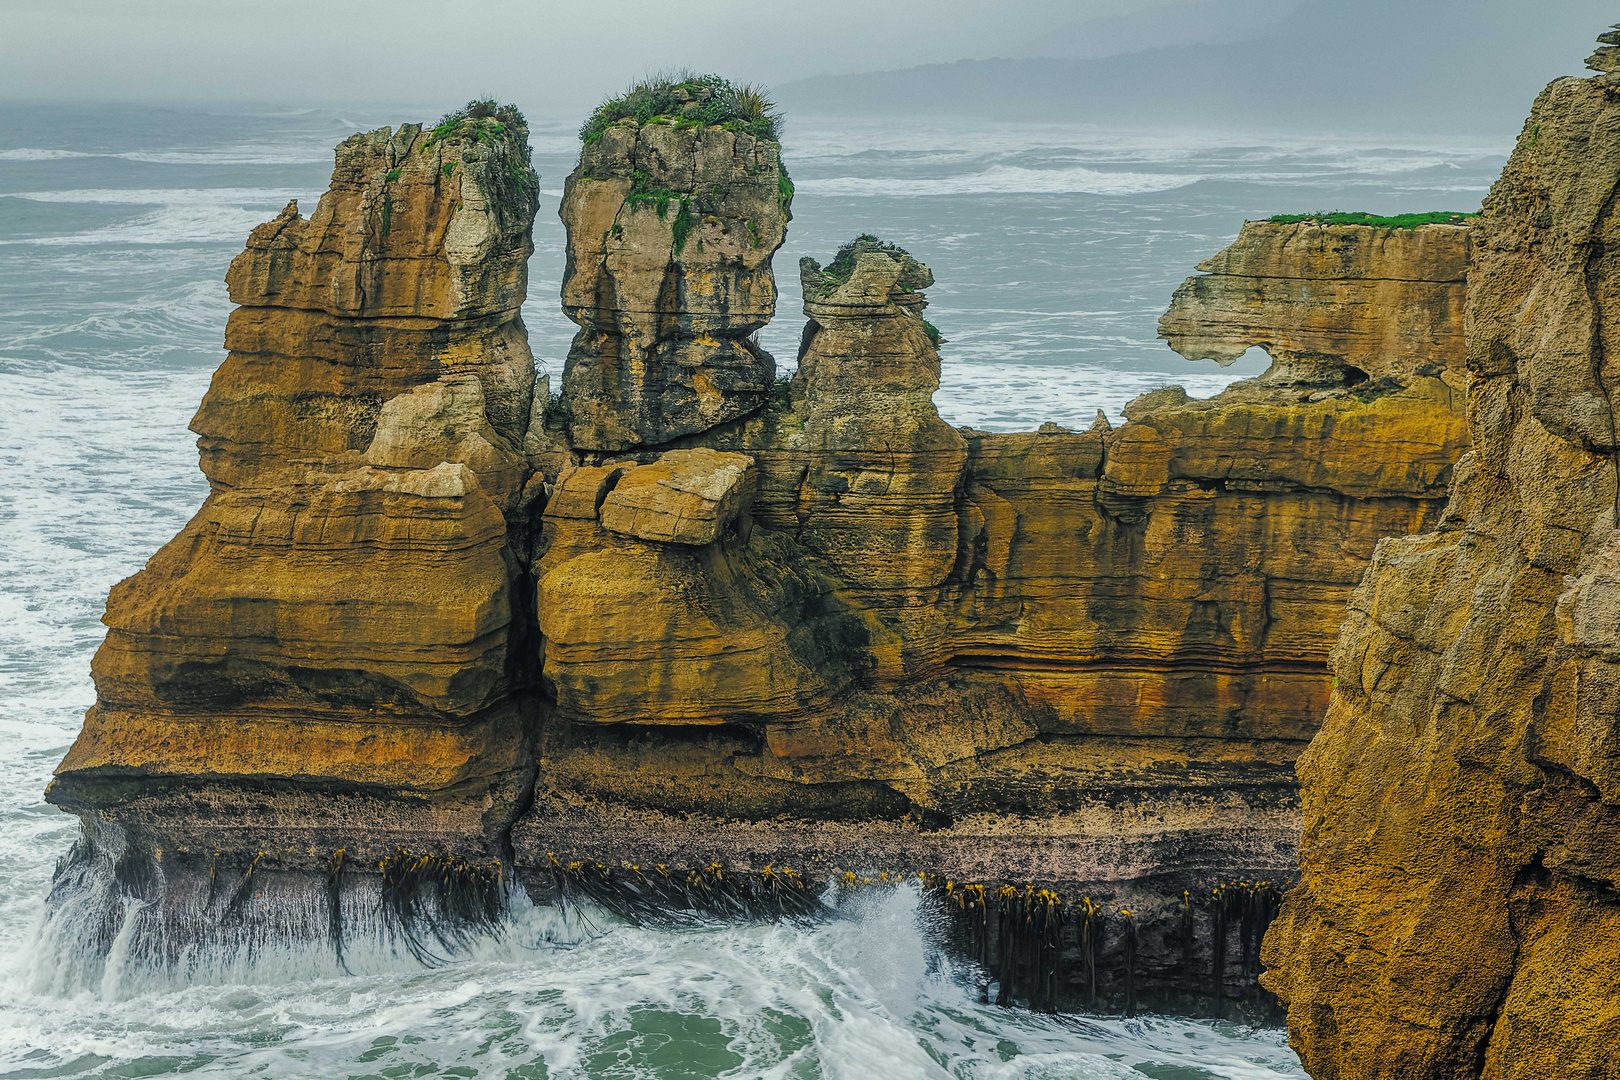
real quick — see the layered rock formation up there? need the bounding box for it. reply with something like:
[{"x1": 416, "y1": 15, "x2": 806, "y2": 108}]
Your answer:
[
  {"x1": 514, "y1": 218, "x2": 1469, "y2": 1012},
  {"x1": 1159, "y1": 219, "x2": 1468, "y2": 385},
  {"x1": 49, "y1": 92, "x2": 1472, "y2": 1014},
  {"x1": 1263, "y1": 47, "x2": 1620, "y2": 1079},
  {"x1": 48, "y1": 111, "x2": 542, "y2": 898},
  {"x1": 557, "y1": 94, "x2": 790, "y2": 451}
]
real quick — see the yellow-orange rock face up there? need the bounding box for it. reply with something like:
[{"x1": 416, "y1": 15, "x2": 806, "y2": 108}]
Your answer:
[
  {"x1": 516, "y1": 224, "x2": 1472, "y2": 955},
  {"x1": 533, "y1": 449, "x2": 861, "y2": 727},
  {"x1": 1260, "y1": 69, "x2": 1620, "y2": 1080},
  {"x1": 598, "y1": 447, "x2": 756, "y2": 545},
  {"x1": 1159, "y1": 219, "x2": 1469, "y2": 384},
  {"x1": 50, "y1": 115, "x2": 542, "y2": 865}
]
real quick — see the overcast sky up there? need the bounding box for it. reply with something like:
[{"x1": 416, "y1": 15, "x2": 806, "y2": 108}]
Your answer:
[
  {"x1": 0, "y1": 0, "x2": 1159, "y2": 109},
  {"x1": 1, "y1": 0, "x2": 1611, "y2": 128}
]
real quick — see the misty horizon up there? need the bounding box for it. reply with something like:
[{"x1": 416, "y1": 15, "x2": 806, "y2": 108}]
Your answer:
[{"x1": 0, "y1": 0, "x2": 1610, "y2": 139}]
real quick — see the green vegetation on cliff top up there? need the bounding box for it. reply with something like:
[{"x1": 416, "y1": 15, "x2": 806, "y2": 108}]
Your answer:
[
  {"x1": 422, "y1": 99, "x2": 532, "y2": 162},
  {"x1": 439, "y1": 98, "x2": 526, "y2": 130},
  {"x1": 580, "y1": 72, "x2": 782, "y2": 144},
  {"x1": 1266, "y1": 211, "x2": 1477, "y2": 228}
]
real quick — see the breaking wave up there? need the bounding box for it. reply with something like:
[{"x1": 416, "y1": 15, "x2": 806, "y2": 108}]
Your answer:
[
  {"x1": 5, "y1": 875, "x2": 1304, "y2": 1079},
  {"x1": 0, "y1": 148, "x2": 99, "y2": 161},
  {"x1": 0, "y1": 188, "x2": 315, "y2": 246},
  {"x1": 798, "y1": 164, "x2": 1203, "y2": 197}
]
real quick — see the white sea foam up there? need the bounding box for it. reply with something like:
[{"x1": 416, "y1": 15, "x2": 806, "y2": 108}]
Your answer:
[
  {"x1": 0, "y1": 188, "x2": 316, "y2": 246},
  {"x1": 0, "y1": 148, "x2": 98, "y2": 161},
  {"x1": 935, "y1": 358, "x2": 1254, "y2": 431},
  {"x1": 782, "y1": 122, "x2": 1506, "y2": 167},
  {"x1": 799, "y1": 164, "x2": 1202, "y2": 197},
  {"x1": 3, "y1": 206, "x2": 286, "y2": 246},
  {"x1": 1, "y1": 146, "x2": 332, "y2": 165},
  {"x1": 1, "y1": 884, "x2": 1305, "y2": 1079},
  {"x1": 2, "y1": 186, "x2": 308, "y2": 205},
  {"x1": 120, "y1": 147, "x2": 332, "y2": 165}
]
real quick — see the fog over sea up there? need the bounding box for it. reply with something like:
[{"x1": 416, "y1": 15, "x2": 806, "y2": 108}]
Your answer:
[{"x1": 0, "y1": 101, "x2": 1504, "y2": 1080}]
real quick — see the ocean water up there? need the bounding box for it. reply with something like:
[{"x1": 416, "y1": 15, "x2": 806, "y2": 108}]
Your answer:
[{"x1": 0, "y1": 100, "x2": 1506, "y2": 1079}]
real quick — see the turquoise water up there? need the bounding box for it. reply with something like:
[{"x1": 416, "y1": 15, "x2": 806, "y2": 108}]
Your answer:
[{"x1": 0, "y1": 100, "x2": 1506, "y2": 1079}]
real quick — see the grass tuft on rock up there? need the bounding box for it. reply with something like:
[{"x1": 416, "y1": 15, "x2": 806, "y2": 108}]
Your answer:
[
  {"x1": 580, "y1": 71, "x2": 782, "y2": 143},
  {"x1": 438, "y1": 97, "x2": 526, "y2": 130},
  {"x1": 424, "y1": 99, "x2": 530, "y2": 161},
  {"x1": 1266, "y1": 211, "x2": 1478, "y2": 229},
  {"x1": 820, "y1": 234, "x2": 913, "y2": 287}
]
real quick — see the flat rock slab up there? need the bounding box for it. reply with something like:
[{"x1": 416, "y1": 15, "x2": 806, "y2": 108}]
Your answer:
[
  {"x1": 599, "y1": 448, "x2": 755, "y2": 545},
  {"x1": 546, "y1": 463, "x2": 627, "y2": 520}
]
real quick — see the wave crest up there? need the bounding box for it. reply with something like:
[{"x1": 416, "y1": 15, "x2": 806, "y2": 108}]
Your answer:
[{"x1": 798, "y1": 164, "x2": 1201, "y2": 197}]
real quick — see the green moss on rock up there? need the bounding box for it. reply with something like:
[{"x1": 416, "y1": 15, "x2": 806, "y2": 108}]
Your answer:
[{"x1": 1266, "y1": 211, "x2": 1478, "y2": 229}]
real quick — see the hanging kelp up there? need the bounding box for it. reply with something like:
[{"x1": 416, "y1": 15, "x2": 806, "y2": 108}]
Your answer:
[
  {"x1": 326, "y1": 848, "x2": 349, "y2": 971},
  {"x1": 376, "y1": 849, "x2": 507, "y2": 966},
  {"x1": 1208, "y1": 879, "x2": 1287, "y2": 1011},
  {"x1": 924, "y1": 875, "x2": 1291, "y2": 1018},
  {"x1": 205, "y1": 851, "x2": 222, "y2": 907},
  {"x1": 545, "y1": 856, "x2": 826, "y2": 926},
  {"x1": 1078, "y1": 895, "x2": 1102, "y2": 1008},
  {"x1": 1121, "y1": 908, "x2": 1138, "y2": 1018},
  {"x1": 1180, "y1": 890, "x2": 1196, "y2": 981},
  {"x1": 224, "y1": 851, "x2": 263, "y2": 919}
]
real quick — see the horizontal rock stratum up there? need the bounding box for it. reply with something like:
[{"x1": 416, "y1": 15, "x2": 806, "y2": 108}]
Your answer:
[
  {"x1": 52, "y1": 116, "x2": 542, "y2": 899},
  {"x1": 47, "y1": 89, "x2": 1471, "y2": 1017}
]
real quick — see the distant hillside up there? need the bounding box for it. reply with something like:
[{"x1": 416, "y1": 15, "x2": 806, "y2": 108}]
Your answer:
[{"x1": 777, "y1": 0, "x2": 1609, "y2": 137}]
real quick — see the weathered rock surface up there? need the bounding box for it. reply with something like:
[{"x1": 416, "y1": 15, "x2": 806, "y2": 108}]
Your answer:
[
  {"x1": 557, "y1": 108, "x2": 790, "y2": 451},
  {"x1": 1262, "y1": 58, "x2": 1620, "y2": 1079},
  {"x1": 599, "y1": 447, "x2": 756, "y2": 545},
  {"x1": 532, "y1": 447, "x2": 859, "y2": 728},
  {"x1": 1160, "y1": 219, "x2": 1469, "y2": 386},
  {"x1": 50, "y1": 113, "x2": 542, "y2": 877},
  {"x1": 47, "y1": 100, "x2": 1475, "y2": 1017}
]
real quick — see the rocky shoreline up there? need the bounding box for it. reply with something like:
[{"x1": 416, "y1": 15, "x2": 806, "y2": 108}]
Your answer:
[{"x1": 46, "y1": 80, "x2": 1473, "y2": 1023}]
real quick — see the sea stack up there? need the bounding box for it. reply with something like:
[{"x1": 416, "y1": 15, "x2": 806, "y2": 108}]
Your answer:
[
  {"x1": 48, "y1": 107, "x2": 541, "y2": 941},
  {"x1": 557, "y1": 79, "x2": 790, "y2": 451}
]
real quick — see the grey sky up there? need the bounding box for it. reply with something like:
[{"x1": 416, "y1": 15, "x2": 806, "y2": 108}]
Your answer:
[
  {"x1": 1, "y1": 0, "x2": 1261, "y2": 109},
  {"x1": 2, "y1": 0, "x2": 1609, "y2": 134}
]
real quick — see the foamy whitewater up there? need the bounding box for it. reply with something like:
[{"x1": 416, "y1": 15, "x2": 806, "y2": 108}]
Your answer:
[{"x1": 0, "y1": 100, "x2": 1507, "y2": 1079}]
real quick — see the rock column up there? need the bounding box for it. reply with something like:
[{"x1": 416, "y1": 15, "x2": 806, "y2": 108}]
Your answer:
[
  {"x1": 50, "y1": 115, "x2": 542, "y2": 879},
  {"x1": 557, "y1": 106, "x2": 790, "y2": 451}
]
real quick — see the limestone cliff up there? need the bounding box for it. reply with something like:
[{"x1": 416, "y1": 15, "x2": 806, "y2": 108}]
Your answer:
[
  {"x1": 48, "y1": 94, "x2": 1470, "y2": 1014},
  {"x1": 513, "y1": 221, "x2": 1469, "y2": 1011},
  {"x1": 49, "y1": 108, "x2": 542, "y2": 895},
  {"x1": 1262, "y1": 46, "x2": 1620, "y2": 1079}
]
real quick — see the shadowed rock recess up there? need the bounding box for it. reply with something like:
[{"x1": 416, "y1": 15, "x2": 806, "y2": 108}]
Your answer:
[
  {"x1": 1262, "y1": 37, "x2": 1620, "y2": 1079},
  {"x1": 49, "y1": 96, "x2": 1470, "y2": 1018}
]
